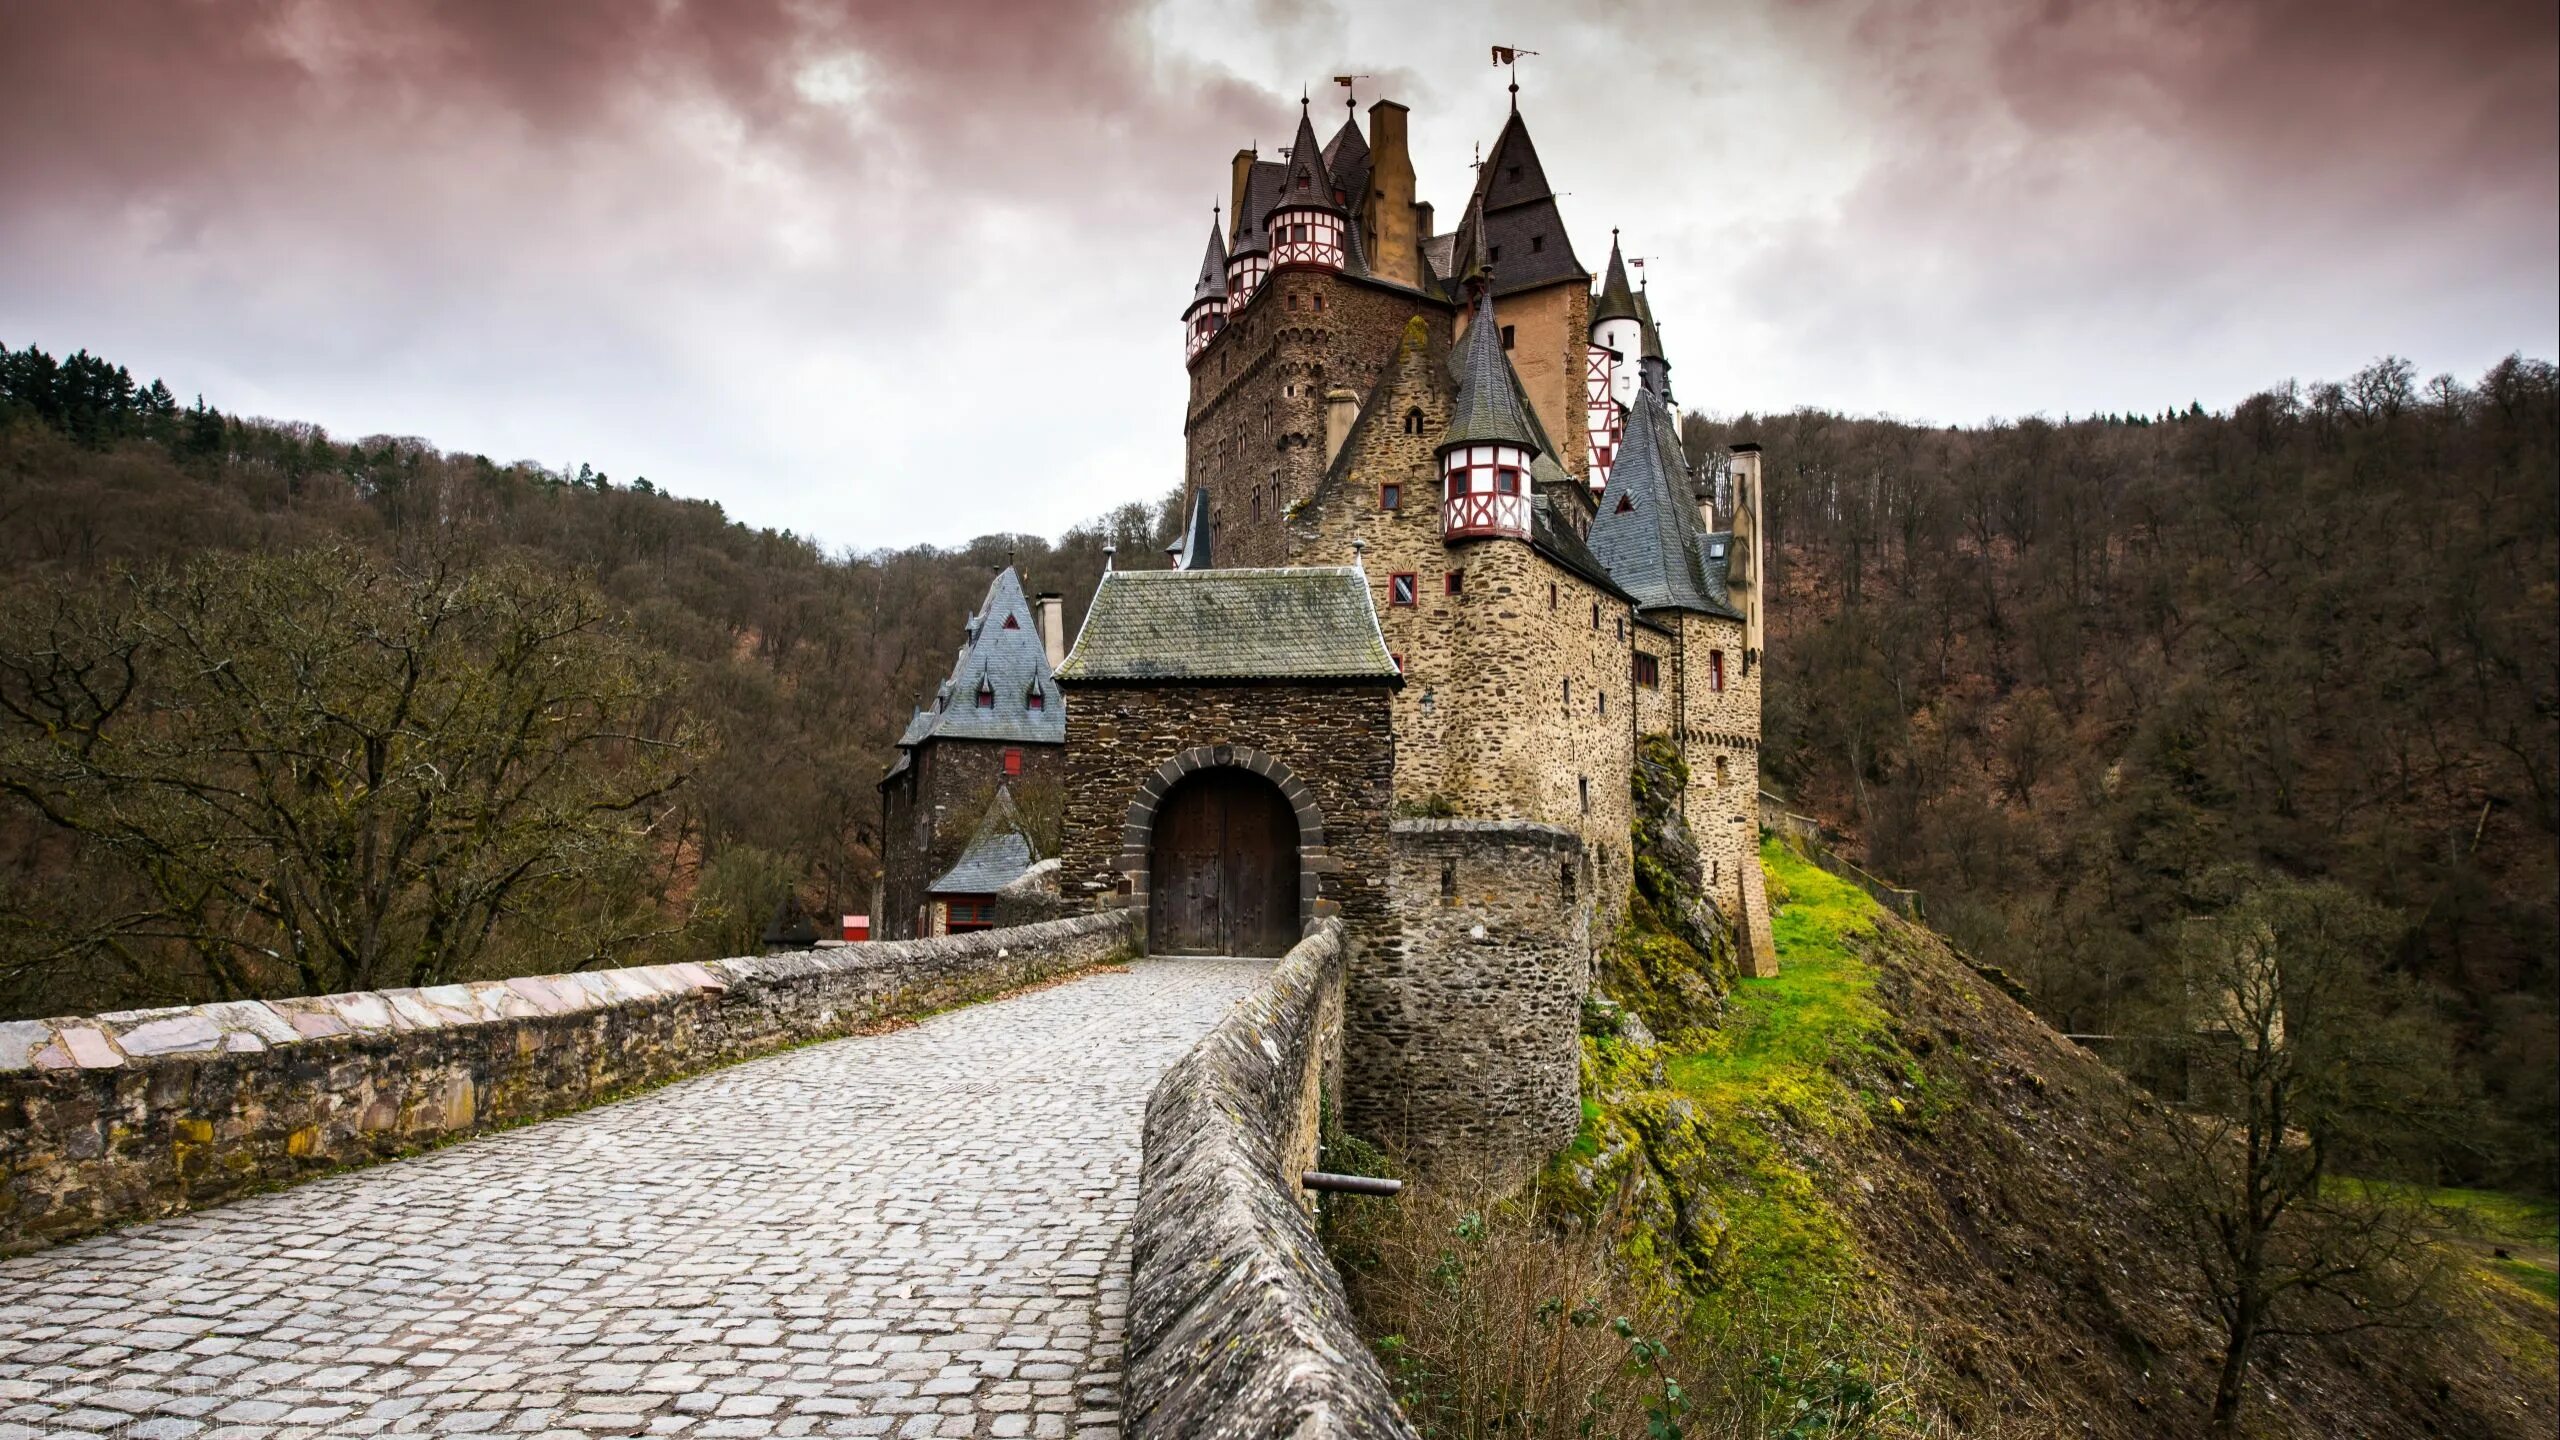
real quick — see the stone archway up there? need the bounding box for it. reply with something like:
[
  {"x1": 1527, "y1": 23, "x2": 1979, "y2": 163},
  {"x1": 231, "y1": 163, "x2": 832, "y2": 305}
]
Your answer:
[
  {"x1": 1115, "y1": 746, "x2": 1327, "y2": 954},
  {"x1": 1148, "y1": 769, "x2": 1299, "y2": 956}
]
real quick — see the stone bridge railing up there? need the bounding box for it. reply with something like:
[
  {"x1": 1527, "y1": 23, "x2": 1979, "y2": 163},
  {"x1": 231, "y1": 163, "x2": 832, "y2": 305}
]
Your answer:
[
  {"x1": 0, "y1": 910, "x2": 1138, "y2": 1255},
  {"x1": 1125, "y1": 919, "x2": 1417, "y2": 1439}
]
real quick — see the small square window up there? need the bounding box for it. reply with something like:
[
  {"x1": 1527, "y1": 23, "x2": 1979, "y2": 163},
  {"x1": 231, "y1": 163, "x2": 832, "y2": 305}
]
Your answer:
[
  {"x1": 1445, "y1": 570, "x2": 1464, "y2": 596},
  {"x1": 1490, "y1": 245, "x2": 1502, "y2": 262},
  {"x1": 1500, "y1": 325, "x2": 1516, "y2": 349},
  {"x1": 1390, "y1": 573, "x2": 1418, "y2": 606},
  {"x1": 1634, "y1": 653, "x2": 1660, "y2": 688},
  {"x1": 1380, "y1": 482, "x2": 1402, "y2": 511},
  {"x1": 1531, "y1": 234, "x2": 1545, "y2": 253}
]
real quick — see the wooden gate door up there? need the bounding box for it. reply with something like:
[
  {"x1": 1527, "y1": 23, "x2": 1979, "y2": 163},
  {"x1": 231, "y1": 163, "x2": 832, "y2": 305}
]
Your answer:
[{"x1": 1148, "y1": 769, "x2": 1300, "y2": 957}]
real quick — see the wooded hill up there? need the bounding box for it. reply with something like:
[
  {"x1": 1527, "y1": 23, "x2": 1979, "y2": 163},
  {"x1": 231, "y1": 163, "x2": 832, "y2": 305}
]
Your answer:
[
  {"x1": 1677, "y1": 356, "x2": 2557, "y2": 1194},
  {"x1": 2, "y1": 339, "x2": 2551, "y2": 1197}
]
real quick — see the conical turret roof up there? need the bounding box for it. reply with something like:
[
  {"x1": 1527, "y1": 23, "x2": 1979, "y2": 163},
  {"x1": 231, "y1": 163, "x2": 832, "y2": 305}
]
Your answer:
[
  {"x1": 1636, "y1": 287, "x2": 1666, "y2": 363},
  {"x1": 1588, "y1": 388, "x2": 1728, "y2": 616},
  {"x1": 1593, "y1": 233, "x2": 1641, "y2": 329},
  {"x1": 1187, "y1": 217, "x2": 1229, "y2": 313},
  {"x1": 1441, "y1": 290, "x2": 1541, "y2": 454},
  {"x1": 1322, "y1": 112, "x2": 1370, "y2": 211},
  {"x1": 1229, "y1": 159, "x2": 1283, "y2": 257},
  {"x1": 1168, "y1": 488, "x2": 1213, "y2": 570},
  {"x1": 1267, "y1": 102, "x2": 1344, "y2": 219}
]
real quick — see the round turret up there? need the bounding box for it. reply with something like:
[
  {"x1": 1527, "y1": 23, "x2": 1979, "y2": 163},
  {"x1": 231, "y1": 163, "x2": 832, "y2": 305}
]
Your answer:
[
  {"x1": 1265, "y1": 100, "x2": 1347, "y2": 273},
  {"x1": 1440, "y1": 291, "x2": 1538, "y2": 542},
  {"x1": 1184, "y1": 212, "x2": 1230, "y2": 364}
]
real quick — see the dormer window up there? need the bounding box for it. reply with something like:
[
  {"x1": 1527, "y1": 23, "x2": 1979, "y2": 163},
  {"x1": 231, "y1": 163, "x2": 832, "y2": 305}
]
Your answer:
[
  {"x1": 974, "y1": 683, "x2": 995, "y2": 710},
  {"x1": 1002, "y1": 614, "x2": 1020, "y2": 629},
  {"x1": 1026, "y1": 688, "x2": 1046, "y2": 711},
  {"x1": 1531, "y1": 235, "x2": 1545, "y2": 253}
]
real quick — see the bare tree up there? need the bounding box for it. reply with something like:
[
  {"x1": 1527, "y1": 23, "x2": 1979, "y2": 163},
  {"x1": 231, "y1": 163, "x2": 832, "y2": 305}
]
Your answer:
[{"x1": 2140, "y1": 880, "x2": 2462, "y2": 1432}]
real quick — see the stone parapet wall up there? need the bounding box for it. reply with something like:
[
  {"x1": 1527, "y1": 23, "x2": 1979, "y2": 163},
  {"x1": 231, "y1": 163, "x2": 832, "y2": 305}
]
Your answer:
[
  {"x1": 0, "y1": 911, "x2": 1138, "y2": 1255},
  {"x1": 1352, "y1": 820, "x2": 1589, "y2": 1175},
  {"x1": 1125, "y1": 920, "x2": 1417, "y2": 1440}
]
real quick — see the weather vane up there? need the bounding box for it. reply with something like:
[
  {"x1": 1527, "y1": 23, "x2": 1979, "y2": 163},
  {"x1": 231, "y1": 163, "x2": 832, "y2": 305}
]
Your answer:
[
  {"x1": 1333, "y1": 73, "x2": 1370, "y2": 113},
  {"x1": 1490, "y1": 45, "x2": 1539, "y2": 109}
]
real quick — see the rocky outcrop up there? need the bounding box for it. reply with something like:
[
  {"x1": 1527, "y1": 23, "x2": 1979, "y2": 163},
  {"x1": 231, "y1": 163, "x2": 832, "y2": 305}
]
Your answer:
[
  {"x1": 0, "y1": 911, "x2": 1138, "y2": 1254},
  {"x1": 1124, "y1": 920, "x2": 1416, "y2": 1439}
]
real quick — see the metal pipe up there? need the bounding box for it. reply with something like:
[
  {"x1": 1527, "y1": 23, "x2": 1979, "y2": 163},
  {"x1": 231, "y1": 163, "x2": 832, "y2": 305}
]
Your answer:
[{"x1": 1302, "y1": 1171, "x2": 1403, "y2": 1197}]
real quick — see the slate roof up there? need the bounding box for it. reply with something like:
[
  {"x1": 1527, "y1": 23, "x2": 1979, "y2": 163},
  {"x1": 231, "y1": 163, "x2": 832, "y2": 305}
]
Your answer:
[
  {"x1": 928, "y1": 788, "x2": 1037, "y2": 897},
  {"x1": 1230, "y1": 160, "x2": 1284, "y2": 258},
  {"x1": 1636, "y1": 288, "x2": 1666, "y2": 364},
  {"x1": 1169, "y1": 488, "x2": 1213, "y2": 570},
  {"x1": 1533, "y1": 493, "x2": 1636, "y2": 603},
  {"x1": 1187, "y1": 218, "x2": 1228, "y2": 313},
  {"x1": 1442, "y1": 290, "x2": 1541, "y2": 453},
  {"x1": 1057, "y1": 567, "x2": 1401, "y2": 684},
  {"x1": 1697, "y1": 530, "x2": 1741, "y2": 615},
  {"x1": 1269, "y1": 105, "x2": 1344, "y2": 220},
  {"x1": 1589, "y1": 387, "x2": 1730, "y2": 617},
  {"x1": 1322, "y1": 114, "x2": 1370, "y2": 215},
  {"x1": 902, "y1": 567, "x2": 1067, "y2": 746},
  {"x1": 1592, "y1": 234, "x2": 1641, "y2": 328},
  {"x1": 1444, "y1": 110, "x2": 1588, "y2": 298},
  {"x1": 1421, "y1": 232, "x2": 1457, "y2": 282}
]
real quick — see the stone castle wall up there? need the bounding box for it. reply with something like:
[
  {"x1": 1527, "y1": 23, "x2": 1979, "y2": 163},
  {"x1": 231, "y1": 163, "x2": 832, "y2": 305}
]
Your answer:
[
  {"x1": 1123, "y1": 920, "x2": 1414, "y2": 1440},
  {"x1": 1053, "y1": 681, "x2": 1396, "y2": 948},
  {"x1": 0, "y1": 912, "x2": 1137, "y2": 1255},
  {"x1": 1478, "y1": 280, "x2": 1593, "y2": 484},
  {"x1": 1183, "y1": 269, "x2": 1451, "y2": 569},
  {"x1": 1676, "y1": 612, "x2": 1771, "y2": 966},
  {"x1": 1347, "y1": 820, "x2": 1589, "y2": 1175}
]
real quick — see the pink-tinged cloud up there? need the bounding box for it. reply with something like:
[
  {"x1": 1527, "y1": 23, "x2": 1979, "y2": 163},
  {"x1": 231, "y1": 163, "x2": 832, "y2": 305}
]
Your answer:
[{"x1": 1, "y1": 0, "x2": 2551, "y2": 547}]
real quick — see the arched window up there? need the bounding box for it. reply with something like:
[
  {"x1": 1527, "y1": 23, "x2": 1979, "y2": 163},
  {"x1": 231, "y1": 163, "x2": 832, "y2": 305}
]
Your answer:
[{"x1": 1402, "y1": 408, "x2": 1423, "y2": 435}]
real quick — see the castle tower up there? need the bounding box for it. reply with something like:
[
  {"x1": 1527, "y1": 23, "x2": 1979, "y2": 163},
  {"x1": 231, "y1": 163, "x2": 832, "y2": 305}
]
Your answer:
[
  {"x1": 1440, "y1": 289, "x2": 1539, "y2": 542},
  {"x1": 1267, "y1": 101, "x2": 1349, "y2": 272},
  {"x1": 1635, "y1": 286, "x2": 1673, "y2": 405},
  {"x1": 1183, "y1": 216, "x2": 1229, "y2": 364},
  {"x1": 1586, "y1": 234, "x2": 1641, "y2": 490},
  {"x1": 1226, "y1": 154, "x2": 1278, "y2": 307}
]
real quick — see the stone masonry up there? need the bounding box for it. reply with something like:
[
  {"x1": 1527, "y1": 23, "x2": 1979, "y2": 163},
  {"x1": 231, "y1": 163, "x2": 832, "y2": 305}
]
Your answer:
[
  {"x1": 1, "y1": 913, "x2": 1136, "y2": 1254},
  {"x1": 0, "y1": 956, "x2": 1265, "y2": 1440},
  {"x1": 1356, "y1": 821, "x2": 1590, "y2": 1173}
]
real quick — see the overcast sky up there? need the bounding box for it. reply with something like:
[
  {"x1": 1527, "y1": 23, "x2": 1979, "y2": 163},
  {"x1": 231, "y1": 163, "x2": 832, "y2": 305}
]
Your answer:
[{"x1": 3, "y1": 0, "x2": 2552, "y2": 550}]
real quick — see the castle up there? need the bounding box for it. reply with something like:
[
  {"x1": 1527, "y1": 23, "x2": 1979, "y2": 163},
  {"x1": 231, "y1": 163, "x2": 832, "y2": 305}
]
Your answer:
[{"x1": 881, "y1": 84, "x2": 1770, "y2": 1173}]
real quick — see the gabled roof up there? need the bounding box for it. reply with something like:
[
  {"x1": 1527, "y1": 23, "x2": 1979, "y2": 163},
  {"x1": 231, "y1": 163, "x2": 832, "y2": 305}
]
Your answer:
[
  {"x1": 1593, "y1": 234, "x2": 1640, "y2": 329},
  {"x1": 1697, "y1": 530, "x2": 1741, "y2": 615},
  {"x1": 902, "y1": 567, "x2": 1067, "y2": 746},
  {"x1": 1188, "y1": 218, "x2": 1229, "y2": 313},
  {"x1": 1268, "y1": 104, "x2": 1344, "y2": 220},
  {"x1": 1441, "y1": 289, "x2": 1541, "y2": 453},
  {"x1": 1230, "y1": 160, "x2": 1284, "y2": 258},
  {"x1": 928, "y1": 788, "x2": 1037, "y2": 897},
  {"x1": 1533, "y1": 492, "x2": 1636, "y2": 604},
  {"x1": 1058, "y1": 567, "x2": 1401, "y2": 685},
  {"x1": 1446, "y1": 108, "x2": 1587, "y2": 297},
  {"x1": 1589, "y1": 388, "x2": 1728, "y2": 617}
]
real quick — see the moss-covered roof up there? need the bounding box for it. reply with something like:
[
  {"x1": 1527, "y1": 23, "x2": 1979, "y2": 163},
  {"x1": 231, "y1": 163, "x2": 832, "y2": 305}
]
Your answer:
[{"x1": 1057, "y1": 567, "x2": 1400, "y2": 685}]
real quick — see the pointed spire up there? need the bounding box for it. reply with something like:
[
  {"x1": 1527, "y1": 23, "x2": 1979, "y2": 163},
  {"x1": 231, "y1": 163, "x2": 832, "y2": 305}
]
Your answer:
[
  {"x1": 1588, "y1": 387, "x2": 1721, "y2": 615},
  {"x1": 1169, "y1": 488, "x2": 1214, "y2": 570},
  {"x1": 1270, "y1": 99, "x2": 1343, "y2": 219},
  {"x1": 1442, "y1": 289, "x2": 1541, "y2": 455},
  {"x1": 1592, "y1": 230, "x2": 1641, "y2": 329},
  {"x1": 1189, "y1": 211, "x2": 1229, "y2": 311},
  {"x1": 1635, "y1": 287, "x2": 1665, "y2": 362}
]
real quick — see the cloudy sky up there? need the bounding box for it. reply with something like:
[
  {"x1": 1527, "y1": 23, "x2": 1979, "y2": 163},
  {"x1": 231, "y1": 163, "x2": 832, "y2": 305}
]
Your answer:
[{"x1": 3, "y1": 0, "x2": 2552, "y2": 550}]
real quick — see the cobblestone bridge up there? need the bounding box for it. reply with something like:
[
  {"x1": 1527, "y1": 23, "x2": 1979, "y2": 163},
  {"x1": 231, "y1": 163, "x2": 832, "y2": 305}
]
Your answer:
[{"x1": 0, "y1": 958, "x2": 1269, "y2": 1440}]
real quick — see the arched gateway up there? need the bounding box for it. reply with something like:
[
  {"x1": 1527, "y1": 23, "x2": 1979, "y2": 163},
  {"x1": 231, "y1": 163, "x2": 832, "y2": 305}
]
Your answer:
[{"x1": 1147, "y1": 766, "x2": 1302, "y2": 956}]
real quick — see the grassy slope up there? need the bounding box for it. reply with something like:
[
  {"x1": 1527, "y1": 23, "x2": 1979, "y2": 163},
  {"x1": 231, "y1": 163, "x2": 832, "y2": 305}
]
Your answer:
[{"x1": 1559, "y1": 840, "x2": 2557, "y2": 1438}]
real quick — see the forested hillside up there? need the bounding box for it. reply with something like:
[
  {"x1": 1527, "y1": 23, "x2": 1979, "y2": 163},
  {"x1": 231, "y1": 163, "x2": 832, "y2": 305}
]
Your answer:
[
  {"x1": 0, "y1": 341, "x2": 1174, "y2": 1020},
  {"x1": 1681, "y1": 356, "x2": 2558, "y2": 1191},
  {"x1": 5, "y1": 340, "x2": 2552, "y2": 1198}
]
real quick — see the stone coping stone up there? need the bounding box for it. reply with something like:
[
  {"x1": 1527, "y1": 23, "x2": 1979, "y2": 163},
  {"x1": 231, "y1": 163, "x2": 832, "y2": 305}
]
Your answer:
[
  {"x1": 0, "y1": 911, "x2": 1131, "y2": 1076},
  {"x1": 1390, "y1": 817, "x2": 1583, "y2": 845},
  {"x1": 1124, "y1": 919, "x2": 1417, "y2": 1439}
]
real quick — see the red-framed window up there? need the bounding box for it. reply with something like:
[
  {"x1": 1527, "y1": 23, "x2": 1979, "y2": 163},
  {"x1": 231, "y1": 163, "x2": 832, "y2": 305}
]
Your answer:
[
  {"x1": 1445, "y1": 570, "x2": 1464, "y2": 596},
  {"x1": 1389, "y1": 573, "x2": 1418, "y2": 606},
  {"x1": 945, "y1": 898, "x2": 997, "y2": 933},
  {"x1": 1026, "y1": 688, "x2": 1046, "y2": 711},
  {"x1": 1709, "y1": 650, "x2": 1727, "y2": 693},
  {"x1": 974, "y1": 683, "x2": 994, "y2": 710},
  {"x1": 1380, "y1": 482, "x2": 1402, "y2": 511},
  {"x1": 1003, "y1": 747, "x2": 1023, "y2": 776},
  {"x1": 1634, "y1": 652, "x2": 1660, "y2": 688}
]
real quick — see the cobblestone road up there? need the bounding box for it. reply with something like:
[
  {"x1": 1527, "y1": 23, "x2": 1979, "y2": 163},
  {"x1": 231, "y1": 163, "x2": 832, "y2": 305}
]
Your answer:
[{"x1": 0, "y1": 958, "x2": 1267, "y2": 1440}]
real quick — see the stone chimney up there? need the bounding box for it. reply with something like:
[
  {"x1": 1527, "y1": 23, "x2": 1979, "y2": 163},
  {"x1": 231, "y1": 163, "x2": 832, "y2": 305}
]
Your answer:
[
  {"x1": 1036, "y1": 592, "x2": 1067, "y2": 669},
  {"x1": 1229, "y1": 148, "x2": 1258, "y2": 231},
  {"x1": 1725, "y1": 444, "x2": 1764, "y2": 664},
  {"x1": 1365, "y1": 100, "x2": 1420, "y2": 289},
  {"x1": 1323, "y1": 389, "x2": 1361, "y2": 468}
]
